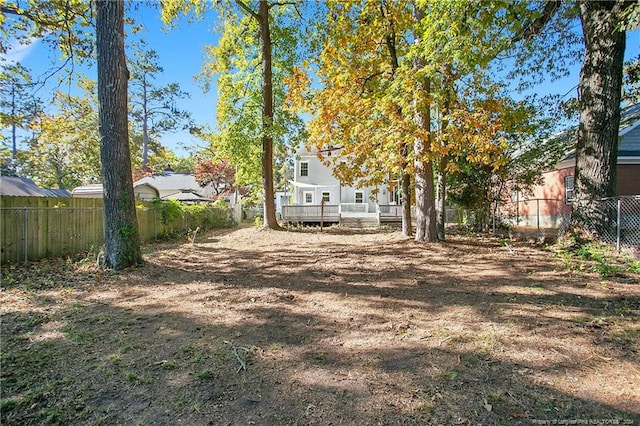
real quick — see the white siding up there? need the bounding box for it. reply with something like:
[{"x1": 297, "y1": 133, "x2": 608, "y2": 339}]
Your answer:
[
  {"x1": 296, "y1": 154, "x2": 339, "y2": 186},
  {"x1": 134, "y1": 185, "x2": 159, "y2": 201},
  {"x1": 292, "y1": 147, "x2": 387, "y2": 210}
]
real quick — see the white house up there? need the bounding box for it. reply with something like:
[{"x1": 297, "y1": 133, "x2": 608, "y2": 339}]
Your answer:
[{"x1": 283, "y1": 145, "x2": 400, "y2": 226}]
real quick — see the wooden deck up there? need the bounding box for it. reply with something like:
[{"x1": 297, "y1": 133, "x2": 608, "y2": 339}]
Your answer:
[{"x1": 281, "y1": 204, "x2": 404, "y2": 227}]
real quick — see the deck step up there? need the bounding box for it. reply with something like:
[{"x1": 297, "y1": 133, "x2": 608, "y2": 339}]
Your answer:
[{"x1": 339, "y1": 217, "x2": 380, "y2": 228}]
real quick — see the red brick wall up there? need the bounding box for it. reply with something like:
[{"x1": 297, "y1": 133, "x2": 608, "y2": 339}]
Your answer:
[
  {"x1": 518, "y1": 167, "x2": 573, "y2": 217},
  {"x1": 618, "y1": 164, "x2": 640, "y2": 196},
  {"x1": 499, "y1": 163, "x2": 639, "y2": 228}
]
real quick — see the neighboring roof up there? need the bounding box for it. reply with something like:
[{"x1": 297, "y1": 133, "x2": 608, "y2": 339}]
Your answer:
[
  {"x1": 296, "y1": 145, "x2": 318, "y2": 156},
  {"x1": 161, "y1": 190, "x2": 211, "y2": 202},
  {"x1": 0, "y1": 176, "x2": 71, "y2": 197},
  {"x1": 71, "y1": 184, "x2": 103, "y2": 197},
  {"x1": 619, "y1": 102, "x2": 640, "y2": 135},
  {"x1": 133, "y1": 182, "x2": 159, "y2": 195},
  {"x1": 134, "y1": 172, "x2": 201, "y2": 192},
  {"x1": 559, "y1": 103, "x2": 640, "y2": 161},
  {"x1": 296, "y1": 145, "x2": 344, "y2": 158}
]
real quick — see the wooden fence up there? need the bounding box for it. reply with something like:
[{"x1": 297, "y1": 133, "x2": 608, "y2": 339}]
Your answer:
[{"x1": 0, "y1": 196, "x2": 233, "y2": 264}]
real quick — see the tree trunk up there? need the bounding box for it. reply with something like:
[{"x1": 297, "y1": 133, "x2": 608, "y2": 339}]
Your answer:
[
  {"x1": 412, "y1": 4, "x2": 438, "y2": 243},
  {"x1": 383, "y1": 12, "x2": 412, "y2": 237},
  {"x1": 436, "y1": 81, "x2": 453, "y2": 241},
  {"x1": 401, "y1": 169, "x2": 412, "y2": 237},
  {"x1": 96, "y1": 0, "x2": 142, "y2": 269},
  {"x1": 142, "y1": 74, "x2": 149, "y2": 168},
  {"x1": 11, "y1": 85, "x2": 17, "y2": 160},
  {"x1": 413, "y1": 139, "x2": 438, "y2": 242},
  {"x1": 436, "y1": 157, "x2": 447, "y2": 240},
  {"x1": 142, "y1": 117, "x2": 149, "y2": 168},
  {"x1": 258, "y1": 0, "x2": 281, "y2": 230},
  {"x1": 570, "y1": 1, "x2": 626, "y2": 239},
  {"x1": 413, "y1": 85, "x2": 438, "y2": 242}
]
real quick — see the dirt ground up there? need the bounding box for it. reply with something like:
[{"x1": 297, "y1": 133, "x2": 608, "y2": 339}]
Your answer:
[{"x1": 1, "y1": 226, "x2": 639, "y2": 425}]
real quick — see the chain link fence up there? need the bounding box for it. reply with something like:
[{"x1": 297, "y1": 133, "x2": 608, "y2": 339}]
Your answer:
[
  {"x1": 571, "y1": 195, "x2": 640, "y2": 251},
  {"x1": 497, "y1": 195, "x2": 640, "y2": 251}
]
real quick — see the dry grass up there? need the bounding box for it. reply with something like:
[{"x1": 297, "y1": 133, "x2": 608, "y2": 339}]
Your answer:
[{"x1": 1, "y1": 226, "x2": 639, "y2": 425}]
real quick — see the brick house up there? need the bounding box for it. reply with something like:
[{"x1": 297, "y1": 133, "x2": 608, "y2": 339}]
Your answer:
[{"x1": 505, "y1": 104, "x2": 640, "y2": 228}]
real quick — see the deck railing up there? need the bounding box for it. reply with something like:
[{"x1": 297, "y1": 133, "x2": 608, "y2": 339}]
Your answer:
[
  {"x1": 377, "y1": 204, "x2": 402, "y2": 216},
  {"x1": 282, "y1": 203, "x2": 406, "y2": 222},
  {"x1": 339, "y1": 203, "x2": 368, "y2": 214},
  {"x1": 281, "y1": 204, "x2": 340, "y2": 221}
]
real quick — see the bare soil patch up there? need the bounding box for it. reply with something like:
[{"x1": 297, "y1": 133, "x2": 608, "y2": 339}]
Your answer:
[{"x1": 2, "y1": 226, "x2": 639, "y2": 425}]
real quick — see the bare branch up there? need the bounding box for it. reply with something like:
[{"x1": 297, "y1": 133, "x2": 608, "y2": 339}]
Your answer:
[
  {"x1": 268, "y1": 1, "x2": 298, "y2": 8},
  {"x1": 224, "y1": 341, "x2": 250, "y2": 373},
  {"x1": 359, "y1": 71, "x2": 385, "y2": 96},
  {"x1": 511, "y1": 1, "x2": 561, "y2": 44},
  {"x1": 1, "y1": 5, "x2": 67, "y2": 28},
  {"x1": 234, "y1": 0, "x2": 259, "y2": 20}
]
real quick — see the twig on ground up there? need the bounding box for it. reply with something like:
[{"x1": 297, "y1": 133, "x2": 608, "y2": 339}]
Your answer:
[
  {"x1": 189, "y1": 226, "x2": 200, "y2": 244},
  {"x1": 224, "y1": 340, "x2": 250, "y2": 373},
  {"x1": 504, "y1": 242, "x2": 515, "y2": 254},
  {"x1": 438, "y1": 336, "x2": 453, "y2": 347}
]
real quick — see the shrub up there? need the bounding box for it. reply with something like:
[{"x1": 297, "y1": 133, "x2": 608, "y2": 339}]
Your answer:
[
  {"x1": 152, "y1": 199, "x2": 235, "y2": 238},
  {"x1": 152, "y1": 199, "x2": 184, "y2": 224}
]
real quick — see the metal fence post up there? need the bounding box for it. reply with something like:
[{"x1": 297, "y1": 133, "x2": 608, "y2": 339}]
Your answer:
[
  {"x1": 492, "y1": 202, "x2": 496, "y2": 234},
  {"x1": 616, "y1": 198, "x2": 621, "y2": 253},
  {"x1": 536, "y1": 198, "x2": 540, "y2": 239}
]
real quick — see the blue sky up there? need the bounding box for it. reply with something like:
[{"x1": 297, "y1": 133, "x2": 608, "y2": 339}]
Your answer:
[
  {"x1": 3, "y1": 3, "x2": 640, "y2": 158},
  {"x1": 126, "y1": 5, "x2": 221, "y2": 155},
  {"x1": 6, "y1": 3, "x2": 221, "y2": 157}
]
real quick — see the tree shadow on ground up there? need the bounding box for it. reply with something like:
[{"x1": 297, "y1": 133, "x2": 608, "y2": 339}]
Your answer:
[{"x1": 2, "y1": 229, "x2": 639, "y2": 425}]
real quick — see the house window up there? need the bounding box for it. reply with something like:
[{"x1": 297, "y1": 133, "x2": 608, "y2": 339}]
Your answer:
[
  {"x1": 322, "y1": 192, "x2": 330, "y2": 203},
  {"x1": 565, "y1": 175, "x2": 574, "y2": 204},
  {"x1": 355, "y1": 191, "x2": 364, "y2": 204},
  {"x1": 304, "y1": 191, "x2": 313, "y2": 204},
  {"x1": 300, "y1": 162, "x2": 309, "y2": 177}
]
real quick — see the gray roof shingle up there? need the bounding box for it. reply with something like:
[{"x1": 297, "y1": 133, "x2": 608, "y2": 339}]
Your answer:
[{"x1": 0, "y1": 176, "x2": 71, "y2": 197}]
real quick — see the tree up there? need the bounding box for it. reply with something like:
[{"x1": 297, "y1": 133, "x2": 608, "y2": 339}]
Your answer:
[
  {"x1": 0, "y1": 63, "x2": 41, "y2": 173},
  {"x1": 623, "y1": 54, "x2": 640, "y2": 104},
  {"x1": 296, "y1": 0, "x2": 415, "y2": 236},
  {"x1": 20, "y1": 83, "x2": 102, "y2": 188},
  {"x1": 95, "y1": 0, "x2": 142, "y2": 269},
  {"x1": 163, "y1": 0, "x2": 306, "y2": 230},
  {"x1": 303, "y1": 1, "x2": 559, "y2": 242},
  {"x1": 1, "y1": 1, "x2": 98, "y2": 181},
  {"x1": 128, "y1": 40, "x2": 191, "y2": 168},
  {"x1": 410, "y1": 3, "x2": 438, "y2": 242},
  {"x1": 195, "y1": 158, "x2": 236, "y2": 198},
  {"x1": 236, "y1": 0, "x2": 280, "y2": 228},
  {"x1": 1, "y1": 1, "x2": 94, "y2": 84},
  {"x1": 407, "y1": 0, "x2": 587, "y2": 240},
  {"x1": 570, "y1": 1, "x2": 630, "y2": 237},
  {"x1": 479, "y1": 0, "x2": 635, "y2": 240},
  {"x1": 444, "y1": 94, "x2": 550, "y2": 230}
]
